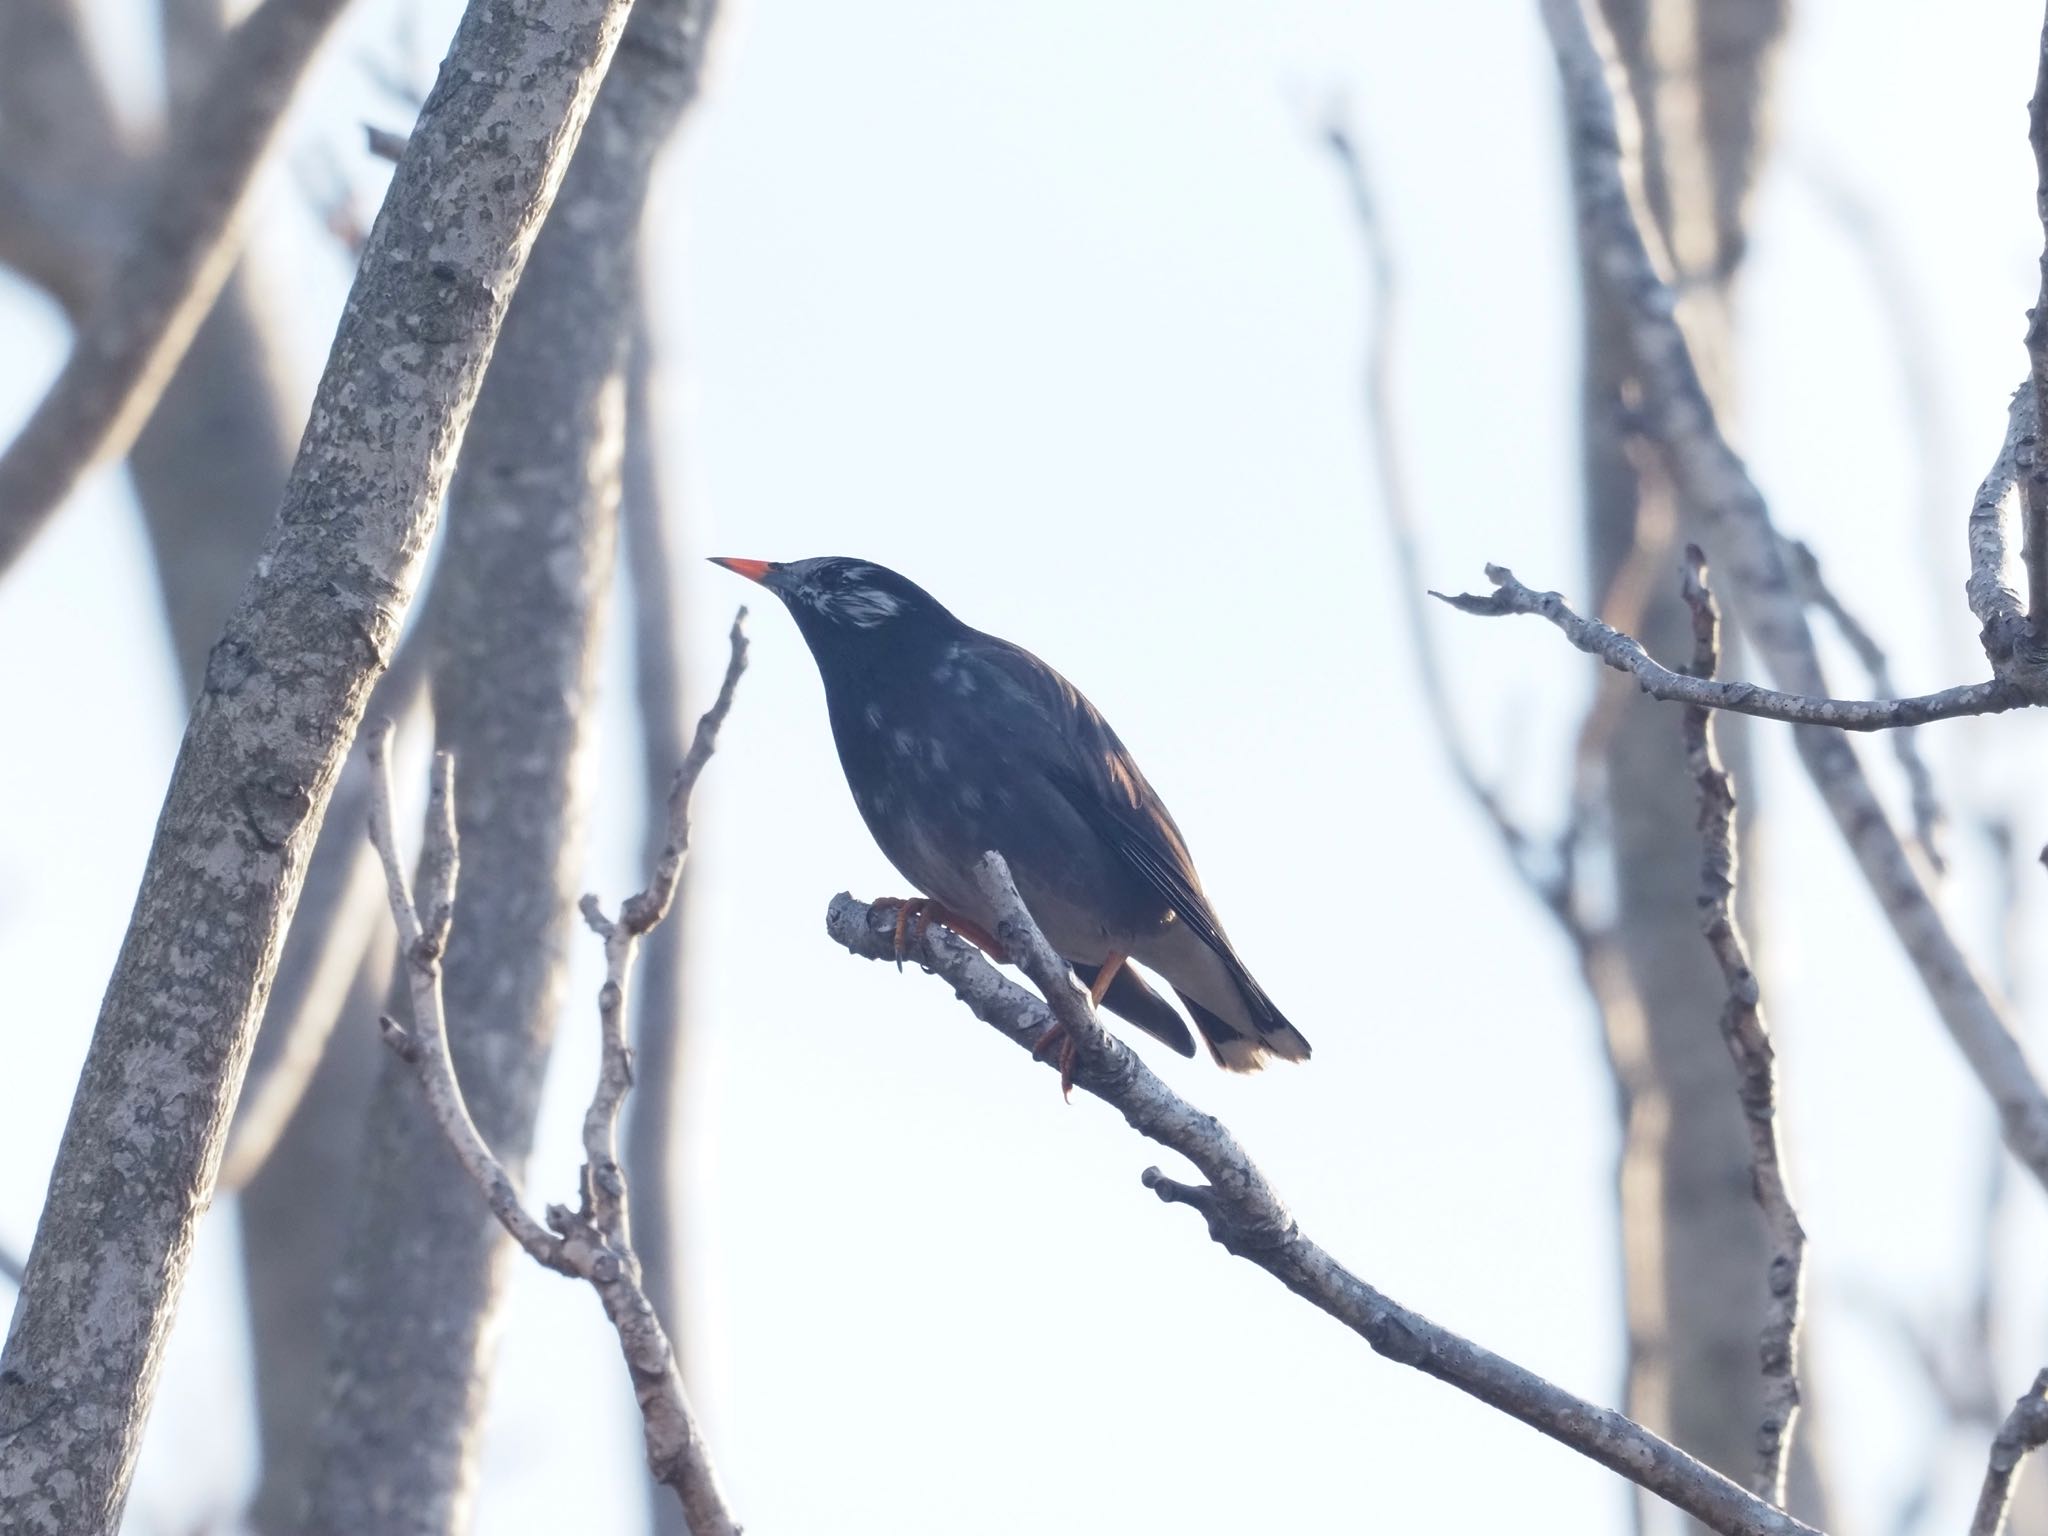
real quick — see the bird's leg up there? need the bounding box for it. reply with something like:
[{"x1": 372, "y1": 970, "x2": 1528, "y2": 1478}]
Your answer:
[
  {"x1": 1087, "y1": 951, "x2": 1126, "y2": 1008},
  {"x1": 888, "y1": 897, "x2": 927, "y2": 971},
  {"x1": 1030, "y1": 1022, "x2": 1081, "y2": 1101},
  {"x1": 1025, "y1": 954, "x2": 1124, "y2": 1101}
]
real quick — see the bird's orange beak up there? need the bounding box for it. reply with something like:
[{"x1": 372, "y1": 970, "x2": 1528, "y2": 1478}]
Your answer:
[{"x1": 709, "y1": 557, "x2": 777, "y2": 585}]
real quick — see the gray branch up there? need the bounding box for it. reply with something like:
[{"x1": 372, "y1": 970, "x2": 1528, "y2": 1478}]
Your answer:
[
  {"x1": 0, "y1": 0, "x2": 356, "y2": 576},
  {"x1": 1971, "y1": 1371, "x2": 2048, "y2": 1536},
  {"x1": 825, "y1": 872, "x2": 1819, "y2": 1536},
  {"x1": 364, "y1": 613, "x2": 746, "y2": 1536},
  {"x1": 1437, "y1": 565, "x2": 2021, "y2": 729},
  {"x1": 1679, "y1": 551, "x2": 1807, "y2": 1506},
  {"x1": 0, "y1": 0, "x2": 639, "y2": 1527}
]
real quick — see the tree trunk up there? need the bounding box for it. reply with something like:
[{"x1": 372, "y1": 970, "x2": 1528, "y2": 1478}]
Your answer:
[
  {"x1": 1578, "y1": 1, "x2": 1824, "y2": 1529},
  {"x1": 0, "y1": 4, "x2": 637, "y2": 1528}
]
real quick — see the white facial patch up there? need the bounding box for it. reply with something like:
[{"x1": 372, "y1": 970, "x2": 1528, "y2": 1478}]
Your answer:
[{"x1": 823, "y1": 582, "x2": 901, "y2": 628}]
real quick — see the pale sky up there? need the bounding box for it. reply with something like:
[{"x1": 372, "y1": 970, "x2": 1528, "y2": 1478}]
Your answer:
[{"x1": 4, "y1": 2, "x2": 2047, "y2": 1533}]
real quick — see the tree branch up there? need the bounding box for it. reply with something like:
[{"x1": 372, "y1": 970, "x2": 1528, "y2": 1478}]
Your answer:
[
  {"x1": 1969, "y1": 383, "x2": 2034, "y2": 671},
  {"x1": 364, "y1": 611, "x2": 747, "y2": 1536},
  {"x1": 1679, "y1": 549, "x2": 1807, "y2": 1506},
  {"x1": 0, "y1": 1, "x2": 640, "y2": 1526},
  {"x1": 1541, "y1": 0, "x2": 2048, "y2": 1205},
  {"x1": 0, "y1": 0, "x2": 354, "y2": 577},
  {"x1": 825, "y1": 872, "x2": 1819, "y2": 1536},
  {"x1": 1971, "y1": 1370, "x2": 2048, "y2": 1536},
  {"x1": 1437, "y1": 565, "x2": 2022, "y2": 729}
]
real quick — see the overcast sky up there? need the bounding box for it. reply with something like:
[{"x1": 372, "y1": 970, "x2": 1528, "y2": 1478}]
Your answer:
[{"x1": 4, "y1": 2, "x2": 2048, "y2": 1532}]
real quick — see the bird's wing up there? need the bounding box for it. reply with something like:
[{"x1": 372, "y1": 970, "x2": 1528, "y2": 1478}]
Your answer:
[{"x1": 966, "y1": 636, "x2": 1236, "y2": 958}]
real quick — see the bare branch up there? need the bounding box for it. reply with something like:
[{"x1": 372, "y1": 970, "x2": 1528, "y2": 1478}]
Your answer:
[
  {"x1": 0, "y1": 0, "x2": 642, "y2": 1524},
  {"x1": 1679, "y1": 550, "x2": 1807, "y2": 1505},
  {"x1": 1971, "y1": 1371, "x2": 2048, "y2": 1536},
  {"x1": 364, "y1": 123, "x2": 410, "y2": 163},
  {"x1": 0, "y1": 0, "x2": 354, "y2": 576},
  {"x1": 825, "y1": 884, "x2": 1818, "y2": 1536},
  {"x1": 365, "y1": 730, "x2": 563, "y2": 1258},
  {"x1": 1784, "y1": 539, "x2": 1947, "y2": 872},
  {"x1": 366, "y1": 614, "x2": 747, "y2": 1535},
  {"x1": 0, "y1": 1242, "x2": 23, "y2": 1288},
  {"x1": 1438, "y1": 565, "x2": 2022, "y2": 729},
  {"x1": 622, "y1": 609, "x2": 750, "y2": 937}
]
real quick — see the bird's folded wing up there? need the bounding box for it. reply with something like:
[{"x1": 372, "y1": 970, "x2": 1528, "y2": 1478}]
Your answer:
[{"x1": 969, "y1": 636, "x2": 1235, "y2": 957}]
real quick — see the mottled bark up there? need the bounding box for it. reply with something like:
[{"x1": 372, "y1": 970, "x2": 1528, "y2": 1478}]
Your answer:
[
  {"x1": 238, "y1": 945, "x2": 387, "y2": 1535},
  {"x1": 1580, "y1": 1, "x2": 1801, "y2": 1528},
  {"x1": 0, "y1": 2, "x2": 638, "y2": 1529},
  {"x1": 302, "y1": 7, "x2": 721, "y2": 1529}
]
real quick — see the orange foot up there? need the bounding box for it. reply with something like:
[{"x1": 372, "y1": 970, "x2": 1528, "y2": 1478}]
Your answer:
[
  {"x1": 877, "y1": 897, "x2": 1011, "y2": 970},
  {"x1": 1032, "y1": 1021, "x2": 1080, "y2": 1101},
  {"x1": 1032, "y1": 954, "x2": 1123, "y2": 1102}
]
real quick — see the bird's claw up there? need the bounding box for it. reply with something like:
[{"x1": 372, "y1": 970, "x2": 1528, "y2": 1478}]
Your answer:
[
  {"x1": 884, "y1": 897, "x2": 932, "y2": 972},
  {"x1": 1031, "y1": 1021, "x2": 1079, "y2": 1101}
]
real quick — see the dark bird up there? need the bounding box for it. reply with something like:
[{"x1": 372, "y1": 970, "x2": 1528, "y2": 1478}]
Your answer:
[{"x1": 711, "y1": 555, "x2": 1310, "y2": 1082}]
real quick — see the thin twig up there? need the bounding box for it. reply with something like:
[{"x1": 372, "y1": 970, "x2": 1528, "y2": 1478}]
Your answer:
[
  {"x1": 825, "y1": 874, "x2": 1818, "y2": 1536},
  {"x1": 1678, "y1": 548, "x2": 1807, "y2": 1507},
  {"x1": 0, "y1": 0, "x2": 354, "y2": 576},
  {"x1": 364, "y1": 124, "x2": 410, "y2": 163},
  {"x1": 1320, "y1": 113, "x2": 1590, "y2": 937},
  {"x1": 1971, "y1": 1370, "x2": 2048, "y2": 1536},
  {"x1": 1784, "y1": 538, "x2": 1947, "y2": 871},
  {"x1": 1437, "y1": 565, "x2": 2022, "y2": 729},
  {"x1": 365, "y1": 611, "x2": 748, "y2": 1536}
]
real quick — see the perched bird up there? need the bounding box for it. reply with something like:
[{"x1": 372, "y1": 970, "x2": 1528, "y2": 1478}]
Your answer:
[{"x1": 712, "y1": 554, "x2": 1310, "y2": 1084}]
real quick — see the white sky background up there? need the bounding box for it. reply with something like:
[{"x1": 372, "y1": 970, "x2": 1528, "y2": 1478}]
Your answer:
[{"x1": 3, "y1": 1, "x2": 2047, "y2": 1532}]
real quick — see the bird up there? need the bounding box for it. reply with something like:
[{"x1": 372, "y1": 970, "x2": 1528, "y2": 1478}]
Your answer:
[{"x1": 711, "y1": 554, "x2": 1310, "y2": 1088}]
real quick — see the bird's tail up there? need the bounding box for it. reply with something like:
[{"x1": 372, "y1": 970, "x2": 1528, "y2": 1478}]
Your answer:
[
  {"x1": 1074, "y1": 959, "x2": 1196, "y2": 1058},
  {"x1": 1174, "y1": 955, "x2": 1311, "y2": 1072}
]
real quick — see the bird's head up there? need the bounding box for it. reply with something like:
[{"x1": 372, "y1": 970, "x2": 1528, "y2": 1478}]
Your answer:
[{"x1": 709, "y1": 556, "x2": 957, "y2": 646}]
